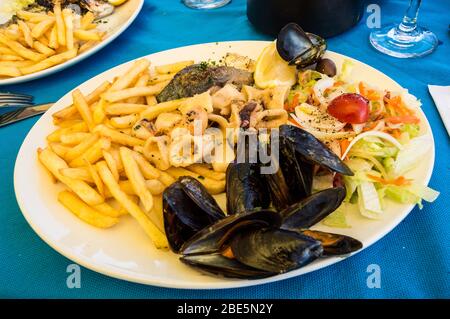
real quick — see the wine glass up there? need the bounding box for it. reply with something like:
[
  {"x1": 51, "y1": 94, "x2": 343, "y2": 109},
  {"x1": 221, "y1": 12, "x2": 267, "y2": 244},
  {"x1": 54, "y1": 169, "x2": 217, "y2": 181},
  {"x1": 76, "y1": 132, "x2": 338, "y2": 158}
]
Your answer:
[
  {"x1": 369, "y1": 0, "x2": 438, "y2": 58},
  {"x1": 182, "y1": 0, "x2": 231, "y2": 9}
]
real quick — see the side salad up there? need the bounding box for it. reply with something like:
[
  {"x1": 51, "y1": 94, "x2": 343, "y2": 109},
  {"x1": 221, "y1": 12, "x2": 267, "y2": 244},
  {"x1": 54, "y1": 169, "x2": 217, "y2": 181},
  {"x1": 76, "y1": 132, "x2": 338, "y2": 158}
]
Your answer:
[{"x1": 286, "y1": 59, "x2": 439, "y2": 226}]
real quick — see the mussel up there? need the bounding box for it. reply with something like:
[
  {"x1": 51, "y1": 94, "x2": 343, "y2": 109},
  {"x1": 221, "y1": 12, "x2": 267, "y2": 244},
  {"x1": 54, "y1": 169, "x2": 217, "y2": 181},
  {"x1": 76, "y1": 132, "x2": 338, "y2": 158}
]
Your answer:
[
  {"x1": 226, "y1": 162, "x2": 271, "y2": 215},
  {"x1": 301, "y1": 230, "x2": 363, "y2": 256},
  {"x1": 163, "y1": 176, "x2": 225, "y2": 252},
  {"x1": 276, "y1": 23, "x2": 326, "y2": 68},
  {"x1": 266, "y1": 125, "x2": 352, "y2": 210}
]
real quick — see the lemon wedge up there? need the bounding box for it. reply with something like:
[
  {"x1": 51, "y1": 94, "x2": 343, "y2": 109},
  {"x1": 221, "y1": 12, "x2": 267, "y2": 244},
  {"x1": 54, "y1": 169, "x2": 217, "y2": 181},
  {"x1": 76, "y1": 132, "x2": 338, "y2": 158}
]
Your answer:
[
  {"x1": 254, "y1": 41, "x2": 296, "y2": 89},
  {"x1": 108, "y1": 0, "x2": 129, "y2": 6}
]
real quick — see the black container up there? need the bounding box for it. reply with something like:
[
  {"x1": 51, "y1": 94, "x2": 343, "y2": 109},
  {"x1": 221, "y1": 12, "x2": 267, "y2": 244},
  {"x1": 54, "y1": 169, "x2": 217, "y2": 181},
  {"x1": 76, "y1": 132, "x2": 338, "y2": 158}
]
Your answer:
[{"x1": 247, "y1": 0, "x2": 365, "y2": 38}]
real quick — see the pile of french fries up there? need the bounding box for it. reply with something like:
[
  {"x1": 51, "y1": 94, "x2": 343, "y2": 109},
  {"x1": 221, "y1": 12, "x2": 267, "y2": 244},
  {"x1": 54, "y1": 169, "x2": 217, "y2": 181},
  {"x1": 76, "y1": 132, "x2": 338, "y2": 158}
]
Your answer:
[
  {"x1": 0, "y1": 1, "x2": 105, "y2": 79},
  {"x1": 38, "y1": 58, "x2": 227, "y2": 250}
]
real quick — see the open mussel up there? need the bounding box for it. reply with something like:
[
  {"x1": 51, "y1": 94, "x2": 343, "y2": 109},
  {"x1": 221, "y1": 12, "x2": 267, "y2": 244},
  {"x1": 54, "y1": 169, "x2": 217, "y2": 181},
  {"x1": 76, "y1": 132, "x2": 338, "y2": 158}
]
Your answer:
[
  {"x1": 163, "y1": 176, "x2": 225, "y2": 252},
  {"x1": 279, "y1": 125, "x2": 353, "y2": 176},
  {"x1": 276, "y1": 23, "x2": 326, "y2": 68},
  {"x1": 280, "y1": 187, "x2": 346, "y2": 230},
  {"x1": 301, "y1": 230, "x2": 363, "y2": 256},
  {"x1": 226, "y1": 162, "x2": 271, "y2": 215}
]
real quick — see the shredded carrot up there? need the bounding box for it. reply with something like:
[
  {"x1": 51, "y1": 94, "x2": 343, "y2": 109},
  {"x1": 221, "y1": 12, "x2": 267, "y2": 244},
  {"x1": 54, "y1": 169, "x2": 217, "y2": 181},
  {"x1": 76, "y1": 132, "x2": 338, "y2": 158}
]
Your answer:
[
  {"x1": 288, "y1": 117, "x2": 302, "y2": 127},
  {"x1": 367, "y1": 174, "x2": 412, "y2": 186},
  {"x1": 359, "y1": 82, "x2": 380, "y2": 101},
  {"x1": 385, "y1": 115, "x2": 420, "y2": 124},
  {"x1": 391, "y1": 129, "x2": 402, "y2": 139},
  {"x1": 340, "y1": 139, "x2": 350, "y2": 159},
  {"x1": 285, "y1": 94, "x2": 299, "y2": 112}
]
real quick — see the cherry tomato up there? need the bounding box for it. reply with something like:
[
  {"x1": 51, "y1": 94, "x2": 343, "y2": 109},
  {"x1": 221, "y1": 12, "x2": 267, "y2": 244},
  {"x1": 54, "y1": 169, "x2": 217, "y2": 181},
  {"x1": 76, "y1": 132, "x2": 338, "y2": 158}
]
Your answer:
[{"x1": 328, "y1": 93, "x2": 369, "y2": 124}]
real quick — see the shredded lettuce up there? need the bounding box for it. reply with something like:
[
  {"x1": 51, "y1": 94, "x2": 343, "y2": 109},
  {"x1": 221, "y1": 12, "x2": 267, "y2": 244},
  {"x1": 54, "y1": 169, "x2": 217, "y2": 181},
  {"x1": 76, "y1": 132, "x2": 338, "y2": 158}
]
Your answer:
[
  {"x1": 393, "y1": 135, "x2": 432, "y2": 175},
  {"x1": 322, "y1": 204, "x2": 350, "y2": 228},
  {"x1": 357, "y1": 182, "x2": 383, "y2": 219},
  {"x1": 338, "y1": 59, "x2": 354, "y2": 82}
]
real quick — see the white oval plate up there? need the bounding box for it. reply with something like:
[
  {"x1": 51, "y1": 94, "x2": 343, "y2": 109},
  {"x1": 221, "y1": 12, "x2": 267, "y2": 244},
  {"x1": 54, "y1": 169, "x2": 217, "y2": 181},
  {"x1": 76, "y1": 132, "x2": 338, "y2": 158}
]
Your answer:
[
  {"x1": 0, "y1": 0, "x2": 143, "y2": 86},
  {"x1": 14, "y1": 41, "x2": 435, "y2": 289}
]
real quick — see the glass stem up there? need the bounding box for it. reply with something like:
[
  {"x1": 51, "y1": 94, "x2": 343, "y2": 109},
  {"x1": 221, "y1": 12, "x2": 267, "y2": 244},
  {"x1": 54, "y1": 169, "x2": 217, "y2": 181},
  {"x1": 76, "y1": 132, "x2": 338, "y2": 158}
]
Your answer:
[{"x1": 398, "y1": 0, "x2": 421, "y2": 33}]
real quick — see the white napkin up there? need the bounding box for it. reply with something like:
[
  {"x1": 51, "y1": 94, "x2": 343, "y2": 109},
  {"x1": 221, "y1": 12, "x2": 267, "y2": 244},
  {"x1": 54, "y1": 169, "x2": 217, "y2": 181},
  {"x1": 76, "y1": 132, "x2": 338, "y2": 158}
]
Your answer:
[{"x1": 428, "y1": 85, "x2": 450, "y2": 136}]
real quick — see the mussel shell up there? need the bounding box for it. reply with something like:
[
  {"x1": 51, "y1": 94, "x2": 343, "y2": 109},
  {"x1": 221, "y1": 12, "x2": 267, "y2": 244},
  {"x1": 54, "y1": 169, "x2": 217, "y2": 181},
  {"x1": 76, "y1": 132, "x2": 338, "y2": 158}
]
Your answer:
[
  {"x1": 181, "y1": 209, "x2": 280, "y2": 256},
  {"x1": 276, "y1": 23, "x2": 326, "y2": 68},
  {"x1": 280, "y1": 187, "x2": 346, "y2": 231},
  {"x1": 226, "y1": 162, "x2": 270, "y2": 215},
  {"x1": 302, "y1": 230, "x2": 363, "y2": 256},
  {"x1": 230, "y1": 228, "x2": 323, "y2": 273},
  {"x1": 163, "y1": 177, "x2": 225, "y2": 252},
  {"x1": 180, "y1": 253, "x2": 274, "y2": 279},
  {"x1": 266, "y1": 137, "x2": 314, "y2": 210},
  {"x1": 279, "y1": 125, "x2": 353, "y2": 175}
]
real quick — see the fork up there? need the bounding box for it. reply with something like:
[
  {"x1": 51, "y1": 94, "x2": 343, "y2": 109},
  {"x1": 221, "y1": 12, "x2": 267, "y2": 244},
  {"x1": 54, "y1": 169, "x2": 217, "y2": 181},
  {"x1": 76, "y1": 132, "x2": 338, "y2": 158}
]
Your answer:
[
  {"x1": 0, "y1": 103, "x2": 53, "y2": 127},
  {"x1": 0, "y1": 92, "x2": 34, "y2": 108}
]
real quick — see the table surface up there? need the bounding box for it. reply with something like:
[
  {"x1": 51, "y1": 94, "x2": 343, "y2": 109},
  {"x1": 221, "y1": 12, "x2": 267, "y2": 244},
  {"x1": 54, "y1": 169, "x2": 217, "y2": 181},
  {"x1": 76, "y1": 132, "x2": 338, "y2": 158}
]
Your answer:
[{"x1": 1, "y1": 0, "x2": 449, "y2": 298}]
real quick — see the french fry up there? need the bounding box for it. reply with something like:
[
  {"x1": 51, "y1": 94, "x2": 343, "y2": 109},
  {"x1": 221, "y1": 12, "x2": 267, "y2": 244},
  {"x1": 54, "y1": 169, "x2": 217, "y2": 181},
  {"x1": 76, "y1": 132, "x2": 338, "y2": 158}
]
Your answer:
[
  {"x1": 20, "y1": 47, "x2": 78, "y2": 75},
  {"x1": 58, "y1": 191, "x2": 118, "y2": 228},
  {"x1": 49, "y1": 142, "x2": 70, "y2": 158},
  {"x1": 85, "y1": 159, "x2": 105, "y2": 197},
  {"x1": 0, "y1": 60, "x2": 33, "y2": 68},
  {"x1": 69, "y1": 137, "x2": 111, "y2": 167},
  {"x1": 37, "y1": 35, "x2": 49, "y2": 47},
  {"x1": 17, "y1": 20, "x2": 33, "y2": 47},
  {"x1": 0, "y1": 46, "x2": 17, "y2": 55},
  {"x1": 102, "y1": 150, "x2": 120, "y2": 181},
  {"x1": 127, "y1": 72, "x2": 150, "y2": 104},
  {"x1": 64, "y1": 132, "x2": 99, "y2": 161},
  {"x1": 17, "y1": 10, "x2": 47, "y2": 21},
  {"x1": 0, "y1": 34, "x2": 44, "y2": 61},
  {"x1": 148, "y1": 73, "x2": 174, "y2": 85},
  {"x1": 105, "y1": 103, "x2": 148, "y2": 115},
  {"x1": 166, "y1": 167, "x2": 225, "y2": 194},
  {"x1": 110, "y1": 114, "x2": 138, "y2": 129},
  {"x1": 59, "y1": 167, "x2": 94, "y2": 183},
  {"x1": 53, "y1": 81, "x2": 111, "y2": 119},
  {"x1": 94, "y1": 124, "x2": 145, "y2": 147},
  {"x1": 156, "y1": 169, "x2": 176, "y2": 187},
  {"x1": 33, "y1": 40, "x2": 55, "y2": 56},
  {"x1": 146, "y1": 179, "x2": 165, "y2": 195},
  {"x1": 155, "y1": 60, "x2": 194, "y2": 74},
  {"x1": 187, "y1": 164, "x2": 226, "y2": 181},
  {"x1": 78, "y1": 40, "x2": 97, "y2": 54},
  {"x1": 146, "y1": 95, "x2": 157, "y2": 106},
  {"x1": 120, "y1": 147, "x2": 153, "y2": 212},
  {"x1": 102, "y1": 81, "x2": 169, "y2": 103},
  {"x1": 80, "y1": 12, "x2": 95, "y2": 30},
  {"x1": 138, "y1": 98, "x2": 185, "y2": 121},
  {"x1": 92, "y1": 98, "x2": 107, "y2": 124},
  {"x1": 132, "y1": 151, "x2": 160, "y2": 179},
  {"x1": 62, "y1": 9, "x2": 74, "y2": 50},
  {"x1": 73, "y1": 29, "x2": 101, "y2": 41},
  {"x1": 108, "y1": 147, "x2": 124, "y2": 171},
  {"x1": 47, "y1": 121, "x2": 88, "y2": 142},
  {"x1": 110, "y1": 59, "x2": 151, "y2": 92},
  {"x1": 54, "y1": 119, "x2": 83, "y2": 128},
  {"x1": 38, "y1": 148, "x2": 104, "y2": 205},
  {"x1": 92, "y1": 201, "x2": 124, "y2": 218},
  {"x1": 96, "y1": 161, "x2": 168, "y2": 248},
  {"x1": 149, "y1": 194, "x2": 164, "y2": 233},
  {"x1": 0, "y1": 66, "x2": 21, "y2": 77},
  {"x1": 31, "y1": 18, "x2": 55, "y2": 39},
  {"x1": 0, "y1": 55, "x2": 24, "y2": 61},
  {"x1": 54, "y1": 0, "x2": 66, "y2": 46},
  {"x1": 60, "y1": 132, "x2": 92, "y2": 145},
  {"x1": 72, "y1": 89, "x2": 94, "y2": 131},
  {"x1": 48, "y1": 24, "x2": 58, "y2": 49}
]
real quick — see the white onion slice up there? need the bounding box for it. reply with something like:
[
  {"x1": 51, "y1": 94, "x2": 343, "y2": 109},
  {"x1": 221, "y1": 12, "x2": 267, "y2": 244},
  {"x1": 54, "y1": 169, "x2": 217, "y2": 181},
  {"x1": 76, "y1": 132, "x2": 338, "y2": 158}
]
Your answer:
[{"x1": 340, "y1": 130, "x2": 403, "y2": 160}]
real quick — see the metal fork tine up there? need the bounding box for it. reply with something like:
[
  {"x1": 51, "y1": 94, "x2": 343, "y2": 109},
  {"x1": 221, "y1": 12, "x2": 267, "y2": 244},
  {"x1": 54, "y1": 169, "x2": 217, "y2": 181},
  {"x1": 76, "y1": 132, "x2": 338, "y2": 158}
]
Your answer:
[
  {"x1": 0, "y1": 95, "x2": 33, "y2": 101},
  {"x1": 0, "y1": 92, "x2": 33, "y2": 99},
  {"x1": 0, "y1": 99, "x2": 34, "y2": 104},
  {"x1": 0, "y1": 103, "x2": 34, "y2": 109}
]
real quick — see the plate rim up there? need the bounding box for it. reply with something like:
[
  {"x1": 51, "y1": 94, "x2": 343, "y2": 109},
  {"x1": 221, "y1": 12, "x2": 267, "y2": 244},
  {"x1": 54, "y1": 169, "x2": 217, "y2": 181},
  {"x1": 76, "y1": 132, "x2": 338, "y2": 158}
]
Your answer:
[
  {"x1": 13, "y1": 40, "x2": 436, "y2": 289},
  {"x1": 0, "y1": 0, "x2": 144, "y2": 86}
]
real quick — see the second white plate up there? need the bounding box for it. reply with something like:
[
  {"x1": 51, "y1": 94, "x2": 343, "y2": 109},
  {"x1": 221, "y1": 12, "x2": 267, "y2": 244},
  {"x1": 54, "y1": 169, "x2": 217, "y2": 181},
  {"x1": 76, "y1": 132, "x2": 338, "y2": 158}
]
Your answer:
[{"x1": 0, "y1": 0, "x2": 143, "y2": 86}]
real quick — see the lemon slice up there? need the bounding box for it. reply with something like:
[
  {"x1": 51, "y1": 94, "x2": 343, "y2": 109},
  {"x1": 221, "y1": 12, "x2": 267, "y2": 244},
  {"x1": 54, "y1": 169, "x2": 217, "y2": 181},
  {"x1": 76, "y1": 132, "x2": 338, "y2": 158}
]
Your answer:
[
  {"x1": 108, "y1": 0, "x2": 128, "y2": 6},
  {"x1": 254, "y1": 41, "x2": 296, "y2": 89}
]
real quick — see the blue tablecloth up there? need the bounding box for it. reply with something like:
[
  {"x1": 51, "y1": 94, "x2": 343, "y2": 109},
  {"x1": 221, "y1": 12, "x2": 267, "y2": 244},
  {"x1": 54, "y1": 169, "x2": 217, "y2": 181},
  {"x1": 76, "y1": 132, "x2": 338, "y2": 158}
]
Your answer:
[{"x1": 1, "y1": 0, "x2": 449, "y2": 298}]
